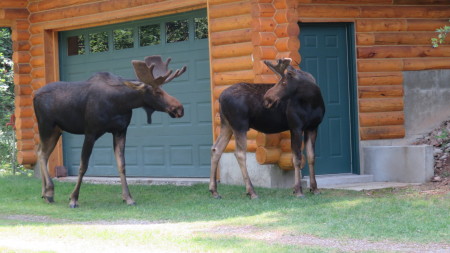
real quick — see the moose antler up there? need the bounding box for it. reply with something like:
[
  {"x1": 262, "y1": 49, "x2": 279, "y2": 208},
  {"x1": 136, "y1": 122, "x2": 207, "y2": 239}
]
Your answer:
[
  {"x1": 131, "y1": 55, "x2": 187, "y2": 87},
  {"x1": 263, "y1": 58, "x2": 292, "y2": 78}
]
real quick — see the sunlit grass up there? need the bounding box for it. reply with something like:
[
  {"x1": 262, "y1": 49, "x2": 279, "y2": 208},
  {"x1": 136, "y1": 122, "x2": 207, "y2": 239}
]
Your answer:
[{"x1": 0, "y1": 174, "x2": 449, "y2": 252}]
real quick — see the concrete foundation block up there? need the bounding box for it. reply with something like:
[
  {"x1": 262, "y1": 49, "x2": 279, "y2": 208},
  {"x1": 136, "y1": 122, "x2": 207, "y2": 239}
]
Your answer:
[
  {"x1": 219, "y1": 153, "x2": 306, "y2": 189},
  {"x1": 363, "y1": 145, "x2": 434, "y2": 183}
]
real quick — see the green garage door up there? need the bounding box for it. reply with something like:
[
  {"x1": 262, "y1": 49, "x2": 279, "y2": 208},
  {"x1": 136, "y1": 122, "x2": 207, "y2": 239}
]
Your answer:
[
  {"x1": 299, "y1": 23, "x2": 359, "y2": 175},
  {"x1": 59, "y1": 10, "x2": 212, "y2": 177}
]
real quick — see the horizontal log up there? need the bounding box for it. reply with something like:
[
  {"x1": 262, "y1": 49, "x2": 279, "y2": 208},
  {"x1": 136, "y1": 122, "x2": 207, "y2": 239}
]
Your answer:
[
  {"x1": 357, "y1": 59, "x2": 404, "y2": 72},
  {"x1": 28, "y1": 0, "x2": 104, "y2": 13},
  {"x1": 252, "y1": 32, "x2": 277, "y2": 46},
  {"x1": 15, "y1": 117, "x2": 35, "y2": 130},
  {"x1": 274, "y1": 9, "x2": 298, "y2": 24},
  {"x1": 252, "y1": 17, "x2": 276, "y2": 32},
  {"x1": 358, "y1": 45, "x2": 450, "y2": 59},
  {"x1": 403, "y1": 57, "x2": 450, "y2": 71},
  {"x1": 14, "y1": 84, "x2": 33, "y2": 96},
  {"x1": 17, "y1": 150, "x2": 37, "y2": 166},
  {"x1": 256, "y1": 133, "x2": 280, "y2": 147},
  {"x1": 209, "y1": 1, "x2": 252, "y2": 19},
  {"x1": 253, "y1": 46, "x2": 277, "y2": 60},
  {"x1": 13, "y1": 40, "x2": 30, "y2": 52},
  {"x1": 359, "y1": 111, "x2": 404, "y2": 127},
  {"x1": 15, "y1": 106, "x2": 34, "y2": 118},
  {"x1": 357, "y1": 19, "x2": 450, "y2": 32},
  {"x1": 254, "y1": 74, "x2": 278, "y2": 84},
  {"x1": 12, "y1": 51, "x2": 30, "y2": 63},
  {"x1": 214, "y1": 127, "x2": 258, "y2": 140},
  {"x1": 16, "y1": 128, "x2": 35, "y2": 140},
  {"x1": 358, "y1": 72, "x2": 403, "y2": 86},
  {"x1": 209, "y1": 14, "x2": 252, "y2": 33},
  {"x1": 358, "y1": 85, "x2": 403, "y2": 98},
  {"x1": 213, "y1": 70, "x2": 254, "y2": 86},
  {"x1": 210, "y1": 29, "x2": 252, "y2": 46},
  {"x1": 275, "y1": 36, "x2": 300, "y2": 52},
  {"x1": 13, "y1": 74, "x2": 32, "y2": 85},
  {"x1": 0, "y1": 8, "x2": 29, "y2": 20},
  {"x1": 0, "y1": 0, "x2": 27, "y2": 8},
  {"x1": 11, "y1": 30, "x2": 30, "y2": 42},
  {"x1": 273, "y1": 0, "x2": 296, "y2": 9},
  {"x1": 406, "y1": 19, "x2": 450, "y2": 31},
  {"x1": 298, "y1": 0, "x2": 391, "y2": 3},
  {"x1": 357, "y1": 32, "x2": 442, "y2": 46},
  {"x1": 213, "y1": 85, "x2": 231, "y2": 99},
  {"x1": 30, "y1": 56, "x2": 45, "y2": 68},
  {"x1": 31, "y1": 67, "x2": 45, "y2": 79},
  {"x1": 30, "y1": 44, "x2": 44, "y2": 57},
  {"x1": 360, "y1": 6, "x2": 450, "y2": 19},
  {"x1": 280, "y1": 138, "x2": 304, "y2": 153},
  {"x1": 29, "y1": 34, "x2": 44, "y2": 46},
  {"x1": 256, "y1": 147, "x2": 281, "y2": 164},
  {"x1": 394, "y1": 0, "x2": 450, "y2": 4},
  {"x1": 212, "y1": 56, "x2": 253, "y2": 72},
  {"x1": 14, "y1": 63, "x2": 31, "y2": 75},
  {"x1": 252, "y1": 3, "x2": 275, "y2": 18},
  {"x1": 31, "y1": 78, "x2": 46, "y2": 90},
  {"x1": 16, "y1": 139, "x2": 35, "y2": 151},
  {"x1": 280, "y1": 131, "x2": 291, "y2": 139},
  {"x1": 211, "y1": 42, "x2": 253, "y2": 59},
  {"x1": 274, "y1": 23, "x2": 299, "y2": 38},
  {"x1": 360, "y1": 125, "x2": 405, "y2": 140},
  {"x1": 253, "y1": 60, "x2": 274, "y2": 75},
  {"x1": 277, "y1": 153, "x2": 306, "y2": 171},
  {"x1": 277, "y1": 51, "x2": 300, "y2": 64},
  {"x1": 298, "y1": 5, "x2": 361, "y2": 19},
  {"x1": 359, "y1": 98, "x2": 404, "y2": 113},
  {"x1": 15, "y1": 95, "x2": 33, "y2": 107}
]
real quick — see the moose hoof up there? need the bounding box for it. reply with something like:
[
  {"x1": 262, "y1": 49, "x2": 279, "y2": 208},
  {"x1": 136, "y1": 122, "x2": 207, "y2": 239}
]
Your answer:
[
  {"x1": 247, "y1": 193, "x2": 259, "y2": 200},
  {"x1": 43, "y1": 196, "x2": 54, "y2": 203},
  {"x1": 69, "y1": 203, "x2": 79, "y2": 208},
  {"x1": 124, "y1": 200, "x2": 136, "y2": 206},
  {"x1": 293, "y1": 191, "x2": 305, "y2": 198},
  {"x1": 311, "y1": 189, "x2": 321, "y2": 195}
]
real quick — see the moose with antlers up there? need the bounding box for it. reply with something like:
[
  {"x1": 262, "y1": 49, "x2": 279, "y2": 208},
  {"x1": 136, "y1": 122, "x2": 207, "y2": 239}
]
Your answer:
[
  {"x1": 210, "y1": 58, "x2": 325, "y2": 199},
  {"x1": 34, "y1": 55, "x2": 186, "y2": 208}
]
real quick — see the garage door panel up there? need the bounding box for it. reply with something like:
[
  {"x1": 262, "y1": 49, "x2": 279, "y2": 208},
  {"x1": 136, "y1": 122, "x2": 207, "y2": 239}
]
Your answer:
[{"x1": 61, "y1": 10, "x2": 212, "y2": 177}]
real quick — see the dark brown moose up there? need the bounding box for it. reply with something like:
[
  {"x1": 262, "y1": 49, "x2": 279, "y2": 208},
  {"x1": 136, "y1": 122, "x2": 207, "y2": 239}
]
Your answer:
[
  {"x1": 34, "y1": 55, "x2": 186, "y2": 208},
  {"x1": 209, "y1": 58, "x2": 325, "y2": 199}
]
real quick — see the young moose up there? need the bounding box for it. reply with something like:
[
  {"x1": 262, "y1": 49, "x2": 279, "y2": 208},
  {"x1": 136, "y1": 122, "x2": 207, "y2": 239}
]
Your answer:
[
  {"x1": 34, "y1": 55, "x2": 186, "y2": 208},
  {"x1": 210, "y1": 58, "x2": 325, "y2": 199}
]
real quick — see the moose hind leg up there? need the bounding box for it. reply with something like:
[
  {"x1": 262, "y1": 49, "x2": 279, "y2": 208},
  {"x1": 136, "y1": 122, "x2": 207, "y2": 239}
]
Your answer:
[
  {"x1": 113, "y1": 132, "x2": 135, "y2": 205},
  {"x1": 234, "y1": 131, "x2": 258, "y2": 199},
  {"x1": 209, "y1": 125, "x2": 233, "y2": 199},
  {"x1": 305, "y1": 129, "x2": 320, "y2": 194},
  {"x1": 37, "y1": 126, "x2": 62, "y2": 203},
  {"x1": 290, "y1": 129, "x2": 305, "y2": 198},
  {"x1": 69, "y1": 135, "x2": 96, "y2": 208}
]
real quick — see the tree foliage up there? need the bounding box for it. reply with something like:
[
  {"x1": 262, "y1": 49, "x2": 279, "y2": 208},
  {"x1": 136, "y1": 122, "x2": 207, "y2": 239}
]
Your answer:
[{"x1": 431, "y1": 20, "x2": 450, "y2": 48}]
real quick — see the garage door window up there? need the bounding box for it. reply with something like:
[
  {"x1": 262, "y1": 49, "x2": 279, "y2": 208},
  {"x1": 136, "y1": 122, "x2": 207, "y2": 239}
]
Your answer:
[
  {"x1": 89, "y1": 32, "x2": 109, "y2": 53},
  {"x1": 139, "y1": 24, "x2": 160, "y2": 47},
  {"x1": 113, "y1": 28, "x2": 134, "y2": 50}
]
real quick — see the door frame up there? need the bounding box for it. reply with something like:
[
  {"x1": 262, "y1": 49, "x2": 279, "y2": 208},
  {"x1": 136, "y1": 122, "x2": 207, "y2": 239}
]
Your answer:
[{"x1": 299, "y1": 22, "x2": 360, "y2": 174}]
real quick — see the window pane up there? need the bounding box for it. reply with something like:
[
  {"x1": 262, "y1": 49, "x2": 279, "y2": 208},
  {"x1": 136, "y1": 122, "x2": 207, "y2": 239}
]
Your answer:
[
  {"x1": 166, "y1": 20, "x2": 189, "y2": 43},
  {"x1": 89, "y1": 32, "x2": 109, "y2": 53},
  {"x1": 113, "y1": 28, "x2": 134, "y2": 50},
  {"x1": 139, "y1": 24, "x2": 160, "y2": 47},
  {"x1": 67, "y1": 35, "x2": 85, "y2": 56},
  {"x1": 194, "y1": 17, "x2": 208, "y2": 40}
]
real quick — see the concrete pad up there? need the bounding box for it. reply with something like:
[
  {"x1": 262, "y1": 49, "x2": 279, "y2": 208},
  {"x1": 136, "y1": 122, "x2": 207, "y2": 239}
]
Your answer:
[
  {"x1": 57, "y1": 176, "x2": 208, "y2": 186},
  {"x1": 322, "y1": 181, "x2": 420, "y2": 191}
]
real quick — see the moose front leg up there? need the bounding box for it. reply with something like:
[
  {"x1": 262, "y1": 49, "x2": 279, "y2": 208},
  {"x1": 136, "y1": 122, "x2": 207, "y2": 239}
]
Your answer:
[
  {"x1": 234, "y1": 131, "x2": 258, "y2": 199},
  {"x1": 113, "y1": 132, "x2": 135, "y2": 205},
  {"x1": 305, "y1": 129, "x2": 320, "y2": 194},
  {"x1": 209, "y1": 124, "x2": 233, "y2": 199},
  {"x1": 69, "y1": 135, "x2": 96, "y2": 208},
  {"x1": 290, "y1": 129, "x2": 305, "y2": 198}
]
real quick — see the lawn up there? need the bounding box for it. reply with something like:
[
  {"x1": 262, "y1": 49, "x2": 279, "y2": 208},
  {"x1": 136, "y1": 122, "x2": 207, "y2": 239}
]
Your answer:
[{"x1": 0, "y1": 175, "x2": 449, "y2": 252}]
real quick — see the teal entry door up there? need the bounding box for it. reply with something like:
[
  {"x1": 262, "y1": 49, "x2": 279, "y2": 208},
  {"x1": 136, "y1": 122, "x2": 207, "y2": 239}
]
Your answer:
[
  {"x1": 59, "y1": 10, "x2": 212, "y2": 177},
  {"x1": 299, "y1": 23, "x2": 358, "y2": 174}
]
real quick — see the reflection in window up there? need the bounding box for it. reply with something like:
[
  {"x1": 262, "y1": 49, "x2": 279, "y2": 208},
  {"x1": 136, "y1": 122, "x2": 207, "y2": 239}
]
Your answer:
[
  {"x1": 166, "y1": 20, "x2": 189, "y2": 43},
  {"x1": 67, "y1": 35, "x2": 85, "y2": 56},
  {"x1": 89, "y1": 32, "x2": 109, "y2": 53},
  {"x1": 113, "y1": 28, "x2": 134, "y2": 50},
  {"x1": 139, "y1": 24, "x2": 160, "y2": 47},
  {"x1": 194, "y1": 17, "x2": 208, "y2": 40}
]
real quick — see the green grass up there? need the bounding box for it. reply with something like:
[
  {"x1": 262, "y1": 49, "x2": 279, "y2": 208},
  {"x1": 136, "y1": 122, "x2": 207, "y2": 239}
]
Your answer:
[{"x1": 0, "y1": 175, "x2": 449, "y2": 252}]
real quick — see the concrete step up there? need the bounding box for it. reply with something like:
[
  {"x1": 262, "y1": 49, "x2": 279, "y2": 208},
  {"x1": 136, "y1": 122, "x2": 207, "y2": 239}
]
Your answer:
[
  {"x1": 304, "y1": 173, "x2": 374, "y2": 188},
  {"x1": 57, "y1": 176, "x2": 209, "y2": 186}
]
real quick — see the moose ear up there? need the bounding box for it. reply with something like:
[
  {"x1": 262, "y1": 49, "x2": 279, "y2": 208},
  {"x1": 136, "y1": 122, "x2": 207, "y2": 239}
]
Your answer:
[{"x1": 143, "y1": 106, "x2": 155, "y2": 124}]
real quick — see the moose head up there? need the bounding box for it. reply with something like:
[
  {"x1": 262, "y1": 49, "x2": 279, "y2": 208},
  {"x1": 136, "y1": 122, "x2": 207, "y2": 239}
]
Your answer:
[
  {"x1": 127, "y1": 55, "x2": 186, "y2": 123},
  {"x1": 263, "y1": 58, "x2": 317, "y2": 109}
]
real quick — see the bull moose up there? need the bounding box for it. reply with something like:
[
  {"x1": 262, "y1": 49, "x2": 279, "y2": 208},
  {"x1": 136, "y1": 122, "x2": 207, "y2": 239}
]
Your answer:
[
  {"x1": 34, "y1": 55, "x2": 186, "y2": 208},
  {"x1": 209, "y1": 58, "x2": 325, "y2": 199}
]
